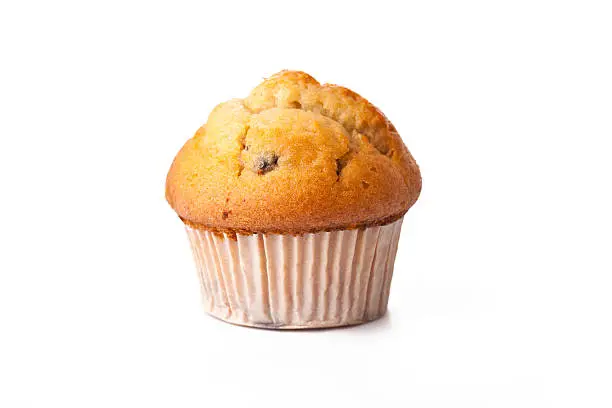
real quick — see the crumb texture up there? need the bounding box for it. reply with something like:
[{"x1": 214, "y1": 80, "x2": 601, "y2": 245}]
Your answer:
[{"x1": 166, "y1": 71, "x2": 421, "y2": 233}]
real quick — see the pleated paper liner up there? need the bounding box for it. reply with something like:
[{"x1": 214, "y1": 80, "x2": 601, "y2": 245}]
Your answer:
[{"x1": 185, "y1": 218, "x2": 403, "y2": 329}]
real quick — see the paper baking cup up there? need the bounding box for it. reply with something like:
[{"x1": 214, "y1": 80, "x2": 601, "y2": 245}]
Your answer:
[{"x1": 185, "y1": 218, "x2": 403, "y2": 329}]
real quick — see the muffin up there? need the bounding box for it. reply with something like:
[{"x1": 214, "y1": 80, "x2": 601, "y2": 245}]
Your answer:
[{"x1": 166, "y1": 70, "x2": 421, "y2": 328}]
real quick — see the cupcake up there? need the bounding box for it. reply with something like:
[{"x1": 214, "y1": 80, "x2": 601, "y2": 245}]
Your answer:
[{"x1": 166, "y1": 71, "x2": 421, "y2": 329}]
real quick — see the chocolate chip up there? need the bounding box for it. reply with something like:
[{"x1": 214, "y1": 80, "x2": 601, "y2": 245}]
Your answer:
[{"x1": 254, "y1": 152, "x2": 279, "y2": 174}]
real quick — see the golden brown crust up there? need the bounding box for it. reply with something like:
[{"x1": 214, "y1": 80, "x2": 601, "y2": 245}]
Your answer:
[
  {"x1": 166, "y1": 71, "x2": 421, "y2": 234},
  {"x1": 181, "y1": 211, "x2": 406, "y2": 239}
]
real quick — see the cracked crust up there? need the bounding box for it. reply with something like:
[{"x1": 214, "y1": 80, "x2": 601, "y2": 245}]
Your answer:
[{"x1": 166, "y1": 70, "x2": 421, "y2": 234}]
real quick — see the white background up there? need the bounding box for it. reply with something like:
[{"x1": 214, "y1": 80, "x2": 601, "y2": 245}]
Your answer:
[{"x1": 1, "y1": 1, "x2": 611, "y2": 407}]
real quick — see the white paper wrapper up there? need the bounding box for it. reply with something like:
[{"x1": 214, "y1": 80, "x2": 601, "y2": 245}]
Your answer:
[{"x1": 185, "y1": 217, "x2": 403, "y2": 329}]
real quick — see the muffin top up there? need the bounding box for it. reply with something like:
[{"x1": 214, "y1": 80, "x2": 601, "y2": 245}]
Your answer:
[{"x1": 166, "y1": 71, "x2": 421, "y2": 234}]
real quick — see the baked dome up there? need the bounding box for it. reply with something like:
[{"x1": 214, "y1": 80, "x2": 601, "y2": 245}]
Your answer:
[{"x1": 166, "y1": 71, "x2": 421, "y2": 233}]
